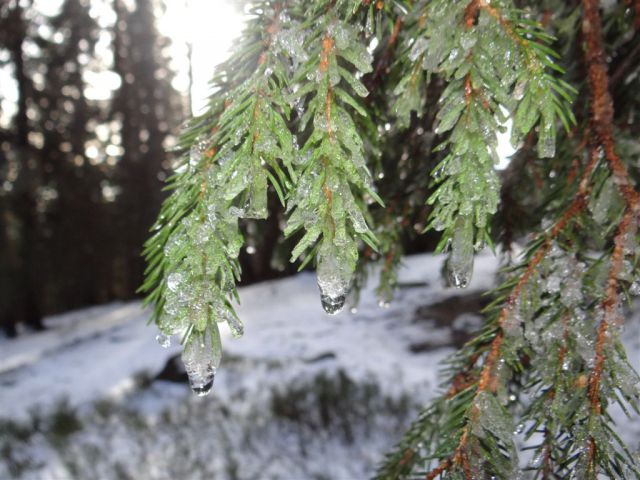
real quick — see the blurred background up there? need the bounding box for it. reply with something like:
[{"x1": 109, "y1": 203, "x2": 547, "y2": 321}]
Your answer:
[{"x1": 0, "y1": 0, "x2": 250, "y2": 337}]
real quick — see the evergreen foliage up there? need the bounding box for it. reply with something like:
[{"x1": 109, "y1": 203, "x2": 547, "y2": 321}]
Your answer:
[{"x1": 142, "y1": 0, "x2": 640, "y2": 477}]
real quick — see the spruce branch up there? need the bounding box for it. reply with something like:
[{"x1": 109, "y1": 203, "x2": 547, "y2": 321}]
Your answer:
[
  {"x1": 578, "y1": 0, "x2": 640, "y2": 475},
  {"x1": 397, "y1": 0, "x2": 577, "y2": 289},
  {"x1": 141, "y1": 0, "x2": 298, "y2": 392},
  {"x1": 376, "y1": 113, "x2": 602, "y2": 479},
  {"x1": 284, "y1": 0, "x2": 383, "y2": 313},
  {"x1": 137, "y1": 4, "x2": 640, "y2": 477}
]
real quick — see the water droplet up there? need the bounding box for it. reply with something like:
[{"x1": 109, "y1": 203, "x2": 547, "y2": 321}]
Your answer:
[
  {"x1": 321, "y1": 294, "x2": 346, "y2": 315},
  {"x1": 156, "y1": 333, "x2": 171, "y2": 348},
  {"x1": 630, "y1": 281, "x2": 640, "y2": 296},
  {"x1": 316, "y1": 251, "x2": 351, "y2": 316},
  {"x1": 514, "y1": 423, "x2": 524, "y2": 434},
  {"x1": 192, "y1": 377, "x2": 214, "y2": 397},
  {"x1": 350, "y1": 307, "x2": 358, "y2": 314},
  {"x1": 377, "y1": 300, "x2": 390, "y2": 309}
]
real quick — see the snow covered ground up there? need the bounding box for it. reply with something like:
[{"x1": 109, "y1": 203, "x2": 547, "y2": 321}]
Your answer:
[{"x1": 1, "y1": 252, "x2": 640, "y2": 479}]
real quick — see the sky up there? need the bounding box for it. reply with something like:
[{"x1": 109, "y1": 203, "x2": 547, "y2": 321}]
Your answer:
[
  {"x1": 157, "y1": 0, "x2": 246, "y2": 113},
  {"x1": 0, "y1": 0, "x2": 245, "y2": 119}
]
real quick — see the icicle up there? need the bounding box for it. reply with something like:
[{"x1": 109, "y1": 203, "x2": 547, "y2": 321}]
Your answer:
[
  {"x1": 590, "y1": 176, "x2": 618, "y2": 225},
  {"x1": 156, "y1": 333, "x2": 171, "y2": 348},
  {"x1": 537, "y1": 123, "x2": 556, "y2": 158},
  {"x1": 226, "y1": 315, "x2": 244, "y2": 338},
  {"x1": 316, "y1": 251, "x2": 350, "y2": 315},
  {"x1": 447, "y1": 215, "x2": 474, "y2": 288},
  {"x1": 182, "y1": 324, "x2": 222, "y2": 397},
  {"x1": 320, "y1": 293, "x2": 346, "y2": 314}
]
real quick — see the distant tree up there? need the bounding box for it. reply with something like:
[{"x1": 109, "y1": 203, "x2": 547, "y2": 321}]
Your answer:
[
  {"x1": 32, "y1": 0, "x2": 113, "y2": 310},
  {"x1": 0, "y1": 0, "x2": 185, "y2": 335},
  {"x1": 0, "y1": 0, "x2": 43, "y2": 334},
  {"x1": 110, "y1": 0, "x2": 186, "y2": 297}
]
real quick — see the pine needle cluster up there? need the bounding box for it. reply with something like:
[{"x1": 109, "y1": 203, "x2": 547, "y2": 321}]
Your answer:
[{"x1": 141, "y1": 1, "x2": 640, "y2": 477}]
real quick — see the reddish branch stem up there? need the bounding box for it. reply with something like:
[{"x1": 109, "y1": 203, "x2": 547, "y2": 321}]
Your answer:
[
  {"x1": 582, "y1": 0, "x2": 640, "y2": 209},
  {"x1": 580, "y1": 0, "x2": 639, "y2": 471},
  {"x1": 424, "y1": 94, "x2": 600, "y2": 480}
]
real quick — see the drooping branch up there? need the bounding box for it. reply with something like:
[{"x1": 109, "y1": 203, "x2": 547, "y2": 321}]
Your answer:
[
  {"x1": 582, "y1": 0, "x2": 640, "y2": 210},
  {"x1": 424, "y1": 148, "x2": 598, "y2": 479},
  {"x1": 580, "y1": 0, "x2": 640, "y2": 472}
]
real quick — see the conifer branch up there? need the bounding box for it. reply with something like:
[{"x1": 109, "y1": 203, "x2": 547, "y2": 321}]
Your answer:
[
  {"x1": 285, "y1": 0, "x2": 381, "y2": 313},
  {"x1": 135, "y1": 4, "x2": 640, "y2": 476},
  {"x1": 419, "y1": 149, "x2": 598, "y2": 479},
  {"x1": 580, "y1": 0, "x2": 640, "y2": 473}
]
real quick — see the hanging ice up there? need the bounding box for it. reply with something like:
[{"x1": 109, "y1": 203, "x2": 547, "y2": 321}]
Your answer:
[
  {"x1": 320, "y1": 293, "x2": 346, "y2": 314},
  {"x1": 182, "y1": 324, "x2": 222, "y2": 397},
  {"x1": 316, "y1": 249, "x2": 351, "y2": 315},
  {"x1": 538, "y1": 123, "x2": 556, "y2": 158},
  {"x1": 448, "y1": 215, "x2": 474, "y2": 288},
  {"x1": 155, "y1": 333, "x2": 171, "y2": 348}
]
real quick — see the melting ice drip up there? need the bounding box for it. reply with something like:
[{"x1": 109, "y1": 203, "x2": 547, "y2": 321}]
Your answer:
[
  {"x1": 448, "y1": 215, "x2": 474, "y2": 289},
  {"x1": 181, "y1": 325, "x2": 222, "y2": 397},
  {"x1": 316, "y1": 253, "x2": 350, "y2": 315}
]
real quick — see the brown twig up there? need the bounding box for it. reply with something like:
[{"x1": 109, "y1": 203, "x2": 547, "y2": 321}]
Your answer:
[
  {"x1": 580, "y1": 0, "x2": 639, "y2": 471},
  {"x1": 582, "y1": 0, "x2": 640, "y2": 209},
  {"x1": 426, "y1": 459, "x2": 452, "y2": 480}
]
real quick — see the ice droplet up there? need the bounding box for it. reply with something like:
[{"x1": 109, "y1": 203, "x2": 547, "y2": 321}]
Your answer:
[
  {"x1": 409, "y1": 37, "x2": 428, "y2": 62},
  {"x1": 229, "y1": 206, "x2": 245, "y2": 218},
  {"x1": 448, "y1": 215, "x2": 474, "y2": 288},
  {"x1": 321, "y1": 293, "x2": 346, "y2": 315},
  {"x1": 460, "y1": 30, "x2": 477, "y2": 50},
  {"x1": 191, "y1": 377, "x2": 214, "y2": 397},
  {"x1": 182, "y1": 325, "x2": 222, "y2": 397},
  {"x1": 316, "y1": 250, "x2": 351, "y2": 316},
  {"x1": 156, "y1": 333, "x2": 171, "y2": 348},
  {"x1": 226, "y1": 315, "x2": 244, "y2": 338},
  {"x1": 365, "y1": 11, "x2": 374, "y2": 36}
]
